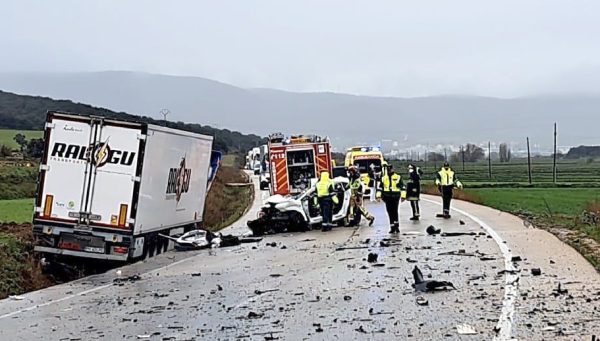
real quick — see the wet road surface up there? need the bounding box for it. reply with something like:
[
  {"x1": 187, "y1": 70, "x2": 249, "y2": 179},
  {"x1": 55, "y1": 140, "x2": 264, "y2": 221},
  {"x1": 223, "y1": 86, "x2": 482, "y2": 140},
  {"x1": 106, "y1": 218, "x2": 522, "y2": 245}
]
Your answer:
[{"x1": 0, "y1": 178, "x2": 598, "y2": 340}]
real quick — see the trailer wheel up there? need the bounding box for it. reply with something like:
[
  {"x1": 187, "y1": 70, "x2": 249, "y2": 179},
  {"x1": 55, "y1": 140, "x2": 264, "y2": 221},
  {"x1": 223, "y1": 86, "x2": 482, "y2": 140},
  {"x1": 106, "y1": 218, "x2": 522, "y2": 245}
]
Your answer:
[
  {"x1": 162, "y1": 236, "x2": 169, "y2": 253},
  {"x1": 148, "y1": 237, "x2": 156, "y2": 258},
  {"x1": 156, "y1": 237, "x2": 163, "y2": 255},
  {"x1": 141, "y1": 242, "x2": 149, "y2": 260}
]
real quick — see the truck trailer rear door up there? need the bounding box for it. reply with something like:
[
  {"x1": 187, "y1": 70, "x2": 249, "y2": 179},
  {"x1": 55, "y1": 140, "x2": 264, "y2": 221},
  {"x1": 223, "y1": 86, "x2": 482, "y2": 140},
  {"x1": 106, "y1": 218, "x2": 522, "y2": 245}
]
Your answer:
[{"x1": 36, "y1": 113, "x2": 142, "y2": 231}]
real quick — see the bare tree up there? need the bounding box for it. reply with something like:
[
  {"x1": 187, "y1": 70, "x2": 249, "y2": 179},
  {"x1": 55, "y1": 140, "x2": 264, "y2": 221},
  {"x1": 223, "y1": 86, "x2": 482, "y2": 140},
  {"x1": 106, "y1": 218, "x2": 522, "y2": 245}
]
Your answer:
[
  {"x1": 463, "y1": 143, "x2": 485, "y2": 162},
  {"x1": 427, "y1": 152, "x2": 445, "y2": 162}
]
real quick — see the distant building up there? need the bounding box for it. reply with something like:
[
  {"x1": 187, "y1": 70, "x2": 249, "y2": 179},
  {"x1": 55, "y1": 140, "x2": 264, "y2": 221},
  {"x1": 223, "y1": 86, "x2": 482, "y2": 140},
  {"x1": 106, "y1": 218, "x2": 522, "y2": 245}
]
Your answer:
[{"x1": 381, "y1": 139, "x2": 393, "y2": 154}]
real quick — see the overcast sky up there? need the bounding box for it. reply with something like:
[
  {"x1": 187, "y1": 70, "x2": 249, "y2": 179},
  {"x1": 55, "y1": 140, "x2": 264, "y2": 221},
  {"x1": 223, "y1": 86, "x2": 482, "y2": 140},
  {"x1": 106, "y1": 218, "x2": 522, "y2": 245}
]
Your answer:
[{"x1": 2, "y1": 0, "x2": 600, "y2": 97}]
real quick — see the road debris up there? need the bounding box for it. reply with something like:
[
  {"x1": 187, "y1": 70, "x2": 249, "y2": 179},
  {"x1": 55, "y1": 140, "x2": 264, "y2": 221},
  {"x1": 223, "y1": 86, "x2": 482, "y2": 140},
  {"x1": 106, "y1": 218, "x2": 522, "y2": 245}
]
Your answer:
[
  {"x1": 336, "y1": 246, "x2": 369, "y2": 251},
  {"x1": 416, "y1": 296, "x2": 429, "y2": 306},
  {"x1": 552, "y1": 283, "x2": 568, "y2": 296},
  {"x1": 412, "y1": 266, "x2": 455, "y2": 292},
  {"x1": 355, "y1": 326, "x2": 367, "y2": 333},
  {"x1": 438, "y1": 250, "x2": 477, "y2": 257},
  {"x1": 113, "y1": 274, "x2": 142, "y2": 285},
  {"x1": 531, "y1": 268, "x2": 542, "y2": 276},
  {"x1": 254, "y1": 289, "x2": 279, "y2": 295},
  {"x1": 456, "y1": 323, "x2": 477, "y2": 335},
  {"x1": 344, "y1": 295, "x2": 352, "y2": 301},
  {"x1": 8, "y1": 295, "x2": 25, "y2": 301},
  {"x1": 247, "y1": 311, "x2": 264, "y2": 319},
  {"x1": 367, "y1": 252, "x2": 378, "y2": 263},
  {"x1": 459, "y1": 220, "x2": 466, "y2": 225},
  {"x1": 441, "y1": 232, "x2": 477, "y2": 237},
  {"x1": 426, "y1": 225, "x2": 441, "y2": 235}
]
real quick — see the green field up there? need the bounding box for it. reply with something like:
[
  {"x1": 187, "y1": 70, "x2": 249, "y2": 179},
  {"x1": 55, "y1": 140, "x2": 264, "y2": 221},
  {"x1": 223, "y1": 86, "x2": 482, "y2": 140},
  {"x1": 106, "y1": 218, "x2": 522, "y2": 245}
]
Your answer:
[
  {"x1": 393, "y1": 158, "x2": 600, "y2": 186},
  {"x1": 464, "y1": 188, "x2": 600, "y2": 216},
  {"x1": 0, "y1": 129, "x2": 43, "y2": 149},
  {"x1": 0, "y1": 198, "x2": 34, "y2": 223},
  {"x1": 0, "y1": 165, "x2": 38, "y2": 200}
]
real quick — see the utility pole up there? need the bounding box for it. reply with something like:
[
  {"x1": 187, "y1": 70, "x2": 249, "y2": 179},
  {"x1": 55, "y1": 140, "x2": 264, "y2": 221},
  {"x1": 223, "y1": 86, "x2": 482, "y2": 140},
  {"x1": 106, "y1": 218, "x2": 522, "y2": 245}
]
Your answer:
[
  {"x1": 553, "y1": 122, "x2": 557, "y2": 184},
  {"x1": 461, "y1": 145, "x2": 465, "y2": 171},
  {"x1": 527, "y1": 137, "x2": 532, "y2": 184},
  {"x1": 160, "y1": 108, "x2": 170, "y2": 127},
  {"x1": 444, "y1": 148, "x2": 447, "y2": 161},
  {"x1": 488, "y1": 141, "x2": 492, "y2": 180}
]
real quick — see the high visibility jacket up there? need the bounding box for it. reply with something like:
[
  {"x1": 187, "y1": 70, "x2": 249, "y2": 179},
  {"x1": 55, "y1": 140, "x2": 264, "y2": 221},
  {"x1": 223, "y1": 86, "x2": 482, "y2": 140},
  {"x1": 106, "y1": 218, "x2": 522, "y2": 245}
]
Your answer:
[
  {"x1": 436, "y1": 168, "x2": 463, "y2": 188},
  {"x1": 349, "y1": 177, "x2": 363, "y2": 196},
  {"x1": 381, "y1": 173, "x2": 403, "y2": 193},
  {"x1": 316, "y1": 171, "x2": 338, "y2": 203},
  {"x1": 316, "y1": 179, "x2": 334, "y2": 198}
]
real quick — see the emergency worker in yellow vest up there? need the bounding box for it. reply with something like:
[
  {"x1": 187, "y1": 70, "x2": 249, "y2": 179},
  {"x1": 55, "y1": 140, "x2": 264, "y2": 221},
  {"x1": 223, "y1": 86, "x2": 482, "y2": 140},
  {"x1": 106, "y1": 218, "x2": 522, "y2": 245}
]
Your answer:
[
  {"x1": 316, "y1": 171, "x2": 338, "y2": 231},
  {"x1": 347, "y1": 166, "x2": 375, "y2": 227},
  {"x1": 435, "y1": 162, "x2": 464, "y2": 218},
  {"x1": 377, "y1": 164, "x2": 405, "y2": 234}
]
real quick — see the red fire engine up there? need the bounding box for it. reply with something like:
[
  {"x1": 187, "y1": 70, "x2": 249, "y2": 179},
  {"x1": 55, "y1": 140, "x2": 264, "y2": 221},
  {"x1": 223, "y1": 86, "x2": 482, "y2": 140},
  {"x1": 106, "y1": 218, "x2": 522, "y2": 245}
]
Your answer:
[{"x1": 268, "y1": 133, "x2": 333, "y2": 196}]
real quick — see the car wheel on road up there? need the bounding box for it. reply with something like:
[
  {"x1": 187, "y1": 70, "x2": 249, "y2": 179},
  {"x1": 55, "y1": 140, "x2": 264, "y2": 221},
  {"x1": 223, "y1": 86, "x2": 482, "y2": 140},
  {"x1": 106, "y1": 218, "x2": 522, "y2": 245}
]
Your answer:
[{"x1": 289, "y1": 212, "x2": 308, "y2": 231}]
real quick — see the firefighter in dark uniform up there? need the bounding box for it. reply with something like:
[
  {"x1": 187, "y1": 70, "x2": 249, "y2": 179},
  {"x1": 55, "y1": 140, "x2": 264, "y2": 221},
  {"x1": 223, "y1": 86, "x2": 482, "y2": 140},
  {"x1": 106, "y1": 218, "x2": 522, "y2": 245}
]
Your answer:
[
  {"x1": 347, "y1": 166, "x2": 375, "y2": 227},
  {"x1": 435, "y1": 162, "x2": 463, "y2": 218},
  {"x1": 377, "y1": 164, "x2": 404, "y2": 234},
  {"x1": 316, "y1": 171, "x2": 338, "y2": 231},
  {"x1": 406, "y1": 164, "x2": 423, "y2": 220}
]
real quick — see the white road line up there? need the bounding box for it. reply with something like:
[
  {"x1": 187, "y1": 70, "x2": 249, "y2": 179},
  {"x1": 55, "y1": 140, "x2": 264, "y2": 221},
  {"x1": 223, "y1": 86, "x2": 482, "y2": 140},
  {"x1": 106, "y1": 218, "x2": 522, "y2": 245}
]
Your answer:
[
  {"x1": 423, "y1": 198, "x2": 519, "y2": 341},
  {"x1": 0, "y1": 251, "x2": 207, "y2": 321}
]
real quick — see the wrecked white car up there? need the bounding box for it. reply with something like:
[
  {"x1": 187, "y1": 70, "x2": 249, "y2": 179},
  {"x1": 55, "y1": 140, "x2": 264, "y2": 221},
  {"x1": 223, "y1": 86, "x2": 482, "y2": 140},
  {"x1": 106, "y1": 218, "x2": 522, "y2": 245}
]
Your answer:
[{"x1": 247, "y1": 177, "x2": 351, "y2": 235}]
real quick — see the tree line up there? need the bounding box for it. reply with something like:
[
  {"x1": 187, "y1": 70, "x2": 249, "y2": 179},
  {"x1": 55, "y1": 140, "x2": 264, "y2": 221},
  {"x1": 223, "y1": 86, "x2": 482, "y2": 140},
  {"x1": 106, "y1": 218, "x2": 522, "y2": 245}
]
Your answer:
[{"x1": 0, "y1": 90, "x2": 266, "y2": 153}]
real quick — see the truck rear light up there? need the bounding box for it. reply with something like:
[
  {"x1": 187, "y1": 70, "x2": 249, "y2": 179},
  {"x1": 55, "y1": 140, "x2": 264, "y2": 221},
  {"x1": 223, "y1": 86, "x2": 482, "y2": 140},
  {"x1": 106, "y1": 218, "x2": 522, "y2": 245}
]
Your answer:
[
  {"x1": 118, "y1": 204, "x2": 128, "y2": 227},
  {"x1": 113, "y1": 246, "x2": 129, "y2": 254},
  {"x1": 43, "y1": 195, "x2": 54, "y2": 217}
]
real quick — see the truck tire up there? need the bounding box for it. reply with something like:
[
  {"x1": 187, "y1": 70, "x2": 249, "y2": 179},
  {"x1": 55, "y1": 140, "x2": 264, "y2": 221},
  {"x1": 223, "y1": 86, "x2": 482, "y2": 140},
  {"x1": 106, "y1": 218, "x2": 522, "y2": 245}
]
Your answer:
[
  {"x1": 156, "y1": 237, "x2": 163, "y2": 255},
  {"x1": 162, "y1": 235, "x2": 169, "y2": 253},
  {"x1": 141, "y1": 242, "x2": 149, "y2": 260},
  {"x1": 148, "y1": 237, "x2": 156, "y2": 258}
]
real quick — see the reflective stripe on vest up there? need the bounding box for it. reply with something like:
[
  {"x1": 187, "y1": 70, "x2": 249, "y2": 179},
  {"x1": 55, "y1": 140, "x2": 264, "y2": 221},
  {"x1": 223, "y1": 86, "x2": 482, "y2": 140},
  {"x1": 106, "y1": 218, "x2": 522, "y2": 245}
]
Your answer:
[
  {"x1": 382, "y1": 174, "x2": 401, "y2": 192},
  {"x1": 438, "y1": 169, "x2": 455, "y2": 186}
]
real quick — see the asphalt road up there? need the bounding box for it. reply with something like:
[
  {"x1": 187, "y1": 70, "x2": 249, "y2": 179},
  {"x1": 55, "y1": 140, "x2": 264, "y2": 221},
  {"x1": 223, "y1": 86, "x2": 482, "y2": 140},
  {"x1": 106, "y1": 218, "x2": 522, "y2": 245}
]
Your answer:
[{"x1": 0, "y1": 176, "x2": 598, "y2": 341}]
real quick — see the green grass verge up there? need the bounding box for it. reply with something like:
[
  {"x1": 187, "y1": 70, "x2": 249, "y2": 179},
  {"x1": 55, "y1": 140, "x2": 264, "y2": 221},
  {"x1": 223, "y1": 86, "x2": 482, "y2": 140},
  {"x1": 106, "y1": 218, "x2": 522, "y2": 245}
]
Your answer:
[
  {"x1": 221, "y1": 154, "x2": 238, "y2": 168},
  {"x1": 465, "y1": 188, "x2": 600, "y2": 216},
  {"x1": 0, "y1": 129, "x2": 43, "y2": 149},
  {"x1": 0, "y1": 233, "x2": 29, "y2": 297},
  {"x1": 461, "y1": 187, "x2": 600, "y2": 269},
  {"x1": 0, "y1": 199, "x2": 34, "y2": 223}
]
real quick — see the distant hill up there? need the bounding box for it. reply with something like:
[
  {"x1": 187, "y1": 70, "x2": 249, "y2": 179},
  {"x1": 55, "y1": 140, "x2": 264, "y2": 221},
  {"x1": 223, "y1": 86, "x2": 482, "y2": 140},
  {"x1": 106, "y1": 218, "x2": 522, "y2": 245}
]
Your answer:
[
  {"x1": 1, "y1": 71, "x2": 600, "y2": 149},
  {"x1": 0, "y1": 90, "x2": 264, "y2": 153},
  {"x1": 566, "y1": 145, "x2": 600, "y2": 159}
]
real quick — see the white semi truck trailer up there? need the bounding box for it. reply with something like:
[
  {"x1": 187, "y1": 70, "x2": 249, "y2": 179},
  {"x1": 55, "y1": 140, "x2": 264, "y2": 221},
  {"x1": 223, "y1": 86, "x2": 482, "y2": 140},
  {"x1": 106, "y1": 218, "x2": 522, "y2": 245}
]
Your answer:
[{"x1": 33, "y1": 112, "x2": 216, "y2": 262}]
